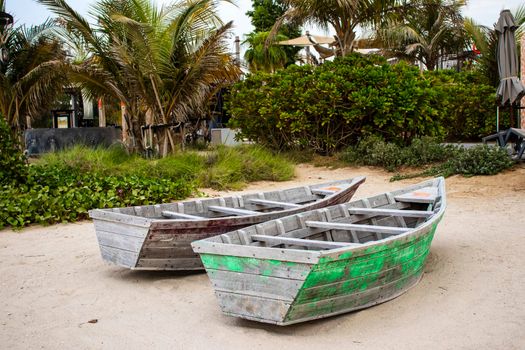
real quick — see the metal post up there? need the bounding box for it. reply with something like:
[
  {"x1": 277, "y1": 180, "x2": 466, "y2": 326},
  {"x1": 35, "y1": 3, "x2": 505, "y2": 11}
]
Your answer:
[
  {"x1": 497, "y1": 106, "x2": 499, "y2": 132},
  {"x1": 234, "y1": 36, "x2": 240, "y2": 67},
  {"x1": 70, "y1": 95, "x2": 77, "y2": 128},
  {"x1": 521, "y1": 35, "x2": 525, "y2": 129}
]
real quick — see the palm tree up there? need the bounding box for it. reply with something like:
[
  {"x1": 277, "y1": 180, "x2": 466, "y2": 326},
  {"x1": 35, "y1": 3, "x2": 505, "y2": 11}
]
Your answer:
[
  {"x1": 0, "y1": 18, "x2": 67, "y2": 135},
  {"x1": 269, "y1": 0, "x2": 403, "y2": 57},
  {"x1": 464, "y1": 18, "x2": 498, "y2": 85},
  {"x1": 39, "y1": 0, "x2": 241, "y2": 155},
  {"x1": 246, "y1": 0, "x2": 301, "y2": 67},
  {"x1": 244, "y1": 31, "x2": 289, "y2": 72},
  {"x1": 379, "y1": 0, "x2": 467, "y2": 71}
]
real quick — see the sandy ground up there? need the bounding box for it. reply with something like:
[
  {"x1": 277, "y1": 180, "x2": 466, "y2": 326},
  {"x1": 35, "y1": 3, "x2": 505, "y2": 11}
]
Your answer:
[{"x1": 1, "y1": 164, "x2": 525, "y2": 350}]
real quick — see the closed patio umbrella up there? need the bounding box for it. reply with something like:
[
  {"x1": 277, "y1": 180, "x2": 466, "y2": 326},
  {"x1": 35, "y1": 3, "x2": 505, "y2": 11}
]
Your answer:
[
  {"x1": 496, "y1": 10, "x2": 525, "y2": 109},
  {"x1": 483, "y1": 10, "x2": 525, "y2": 157}
]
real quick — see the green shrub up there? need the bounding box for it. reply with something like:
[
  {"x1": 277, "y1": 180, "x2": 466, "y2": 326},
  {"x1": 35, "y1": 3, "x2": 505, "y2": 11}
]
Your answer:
[
  {"x1": 0, "y1": 167, "x2": 194, "y2": 229},
  {"x1": 227, "y1": 58, "x2": 497, "y2": 152},
  {"x1": 447, "y1": 145, "x2": 513, "y2": 176},
  {"x1": 340, "y1": 136, "x2": 403, "y2": 171},
  {"x1": 341, "y1": 136, "x2": 511, "y2": 179},
  {"x1": 227, "y1": 54, "x2": 443, "y2": 155},
  {"x1": 425, "y1": 70, "x2": 497, "y2": 140},
  {"x1": 402, "y1": 137, "x2": 452, "y2": 165},
  {"x1": 36, "y1": 145, "x2": 205, "y2": 181},
  {"x1": 0, "y1": 117, "x2": 28, "y2": 184},
  {"x1": 339, "y1": 136, "x2": 457, "y2": 171},
  {"x1": 391, "y1": 145, "x2": 513, "y2": 181}
]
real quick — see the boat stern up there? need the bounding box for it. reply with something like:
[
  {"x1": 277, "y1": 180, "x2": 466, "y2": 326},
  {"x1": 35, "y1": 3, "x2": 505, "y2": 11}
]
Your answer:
[{"x1": 90, "y1": 209, "x2": 151, "y2": 269}]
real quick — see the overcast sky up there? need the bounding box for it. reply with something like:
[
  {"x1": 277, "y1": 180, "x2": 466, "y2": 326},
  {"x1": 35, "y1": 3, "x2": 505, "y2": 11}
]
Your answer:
[{"x1": 5, "y1": 0, "x2": 525, "y2": 42}]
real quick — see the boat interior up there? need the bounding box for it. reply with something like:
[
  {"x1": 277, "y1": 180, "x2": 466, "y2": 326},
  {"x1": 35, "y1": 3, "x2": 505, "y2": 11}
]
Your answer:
[
  {"x1": 103, "y1": 180, "x2": 359, "y2": 219},
  {"x1": 210, "y1": 185, "x2": 443, "y2": 250}
]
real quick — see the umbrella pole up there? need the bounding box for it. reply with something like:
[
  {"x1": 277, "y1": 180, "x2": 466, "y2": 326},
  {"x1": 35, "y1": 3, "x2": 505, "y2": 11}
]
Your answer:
[{"x1": 497, "y1": 106, "x2": 499, "y2": 132}]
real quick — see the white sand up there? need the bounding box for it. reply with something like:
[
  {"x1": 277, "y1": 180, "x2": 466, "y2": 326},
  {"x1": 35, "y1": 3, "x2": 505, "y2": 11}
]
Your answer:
[{"x1": 1, "y1": 164, "x2": 525, "y2": 350}]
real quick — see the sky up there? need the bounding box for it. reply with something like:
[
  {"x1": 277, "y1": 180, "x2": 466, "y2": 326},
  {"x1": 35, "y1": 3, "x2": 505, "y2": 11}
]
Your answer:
[{"x1": 4, "y1": 0, "x2": 525, "y2": 43}]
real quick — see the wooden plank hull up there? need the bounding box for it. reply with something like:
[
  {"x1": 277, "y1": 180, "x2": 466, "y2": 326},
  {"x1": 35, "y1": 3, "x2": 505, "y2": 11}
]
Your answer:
[
  {"x1": 193, "y1": 177, "x2": 446, "y2": 325},
  {"x1": 90, "y1": 177, "x2": 365, "y2": 270}
]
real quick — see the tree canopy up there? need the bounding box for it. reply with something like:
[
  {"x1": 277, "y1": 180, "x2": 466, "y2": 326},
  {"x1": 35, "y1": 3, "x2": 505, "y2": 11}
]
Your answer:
[
  {"x1": 245, "y1": 0, "x2": 301, "y2": 70},
  {"x1": 270, "y1": 0, "x2": 404, "y2": 56},
  {"x1": 0, "y1": 19, "x2": 67, "y2": 134},
  {"x1": 39, "y1": 0, "x2": 241, "y2": 155},
  {"x1": 379, "y1": 0, "x2": 467, "y2": 70}
]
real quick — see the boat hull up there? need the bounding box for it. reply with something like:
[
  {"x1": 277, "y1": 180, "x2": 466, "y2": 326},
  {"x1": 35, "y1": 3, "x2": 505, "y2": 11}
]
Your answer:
[{"x1": 198, "y1": 221, "x2": 439, "y2": 325}]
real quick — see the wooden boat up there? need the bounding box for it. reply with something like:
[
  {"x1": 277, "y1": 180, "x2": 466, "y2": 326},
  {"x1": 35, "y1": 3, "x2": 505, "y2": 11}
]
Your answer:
[
  {"x1": 192, "y1": 177, "x2": 446, "y2": 325},
  {"x1": 89, "y1": 177, "x2": 365, "y2": 271}
]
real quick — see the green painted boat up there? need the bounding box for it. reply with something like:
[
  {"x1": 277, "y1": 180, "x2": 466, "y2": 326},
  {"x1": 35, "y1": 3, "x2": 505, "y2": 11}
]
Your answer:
[{"x1": 192, "y1": 177, "x2": 446, "y2": 325}]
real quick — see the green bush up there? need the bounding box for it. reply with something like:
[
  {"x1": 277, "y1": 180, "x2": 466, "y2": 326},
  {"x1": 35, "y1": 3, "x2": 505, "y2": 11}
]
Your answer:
[
  {"x1": 425, "y1": 70, "x2": 497, "y2": 140},
  {"x1": 341, "y1": 136, "x2": 511, "y2": 178},
  {"x1": 227, "y1": 57, "x2": 498, "y2": 152},
  {"x1": 390, "y1": 145, "x2": 513, "y2": 181},
  {"x1": 38, "y1": 145, "x2": 204, "y2": 181},
  {"x1": 227, "y1": 54, "x2": 443, "y2": 155},
  {"x1": 0, "y1": 117, "x2": 28, "y2": 184},
  {"x1": 340, "y1": 135, "x2": 403, "y2": 171},
  {"x1": 0, "y1": 167, "x2": 193, "y2": 229},
  {"x1": 340, "y1": 136, "x2": 457, "y2": 171},
  {"x1": 447, "y1": 145, "x2": 513, "y2": 176}
]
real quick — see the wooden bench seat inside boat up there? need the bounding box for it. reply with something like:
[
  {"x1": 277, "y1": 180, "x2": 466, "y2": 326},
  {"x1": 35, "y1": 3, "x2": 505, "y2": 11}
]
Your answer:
[
  {"x1": 394, "y1": 186, "x2": 438, "y2": 204},
  {"x1": 240, "y1": 200, "x2": 436, "y2": 249},
  {"x1": 161, "y1": 211, "x2": 204, "y2": 220},
  {"x1": 247, "y1": 198, "x2": 301, "y2": 209},
  {"x1": 207, "y1": 206, "x2": 260, "y2": 216},
  {"x1": 250, "y1": 235, "x2": 359, "y2": 249}
]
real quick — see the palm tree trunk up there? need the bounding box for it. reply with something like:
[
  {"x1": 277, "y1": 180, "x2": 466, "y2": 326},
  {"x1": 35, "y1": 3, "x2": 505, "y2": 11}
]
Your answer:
[
  {"x1": 120, "y1": 101, "x2": 129, "y2": 146},
  {"x1": 98, "y1": 98, "x2": 106, "y2": 127},
  {"x1": 150, "y1": 74, "x2": 176, "y2": 154}
]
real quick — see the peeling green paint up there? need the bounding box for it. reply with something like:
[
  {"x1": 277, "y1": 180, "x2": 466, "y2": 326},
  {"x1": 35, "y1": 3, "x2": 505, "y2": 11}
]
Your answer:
[
  {"x1": 201, "y1": 254, "x2": 248, "y2": 273},
  {"x1": 295, "y1": 247, "x2": 430, "y2": 303},
  {"x1": 306, "y1": 236, "x2": 432, "y2": 287},
  {"x1": 287, "y1": 271, "x2": 424, "y2": 320},
  {"x1": 285, "y1": 223, "x2": 438, "y2": 321},
  {"x1": 200, "y1": 254, "x2": 300, "y2": 277}
]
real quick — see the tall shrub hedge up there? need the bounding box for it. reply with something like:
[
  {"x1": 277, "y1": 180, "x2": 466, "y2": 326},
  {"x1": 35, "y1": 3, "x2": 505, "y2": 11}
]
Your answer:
[
  {"x1": 227, "y1": 55, "x2": 497, "y2": 154},
  {"x1": 227, "y1": 54, "x2": 442, "y2": 154}
]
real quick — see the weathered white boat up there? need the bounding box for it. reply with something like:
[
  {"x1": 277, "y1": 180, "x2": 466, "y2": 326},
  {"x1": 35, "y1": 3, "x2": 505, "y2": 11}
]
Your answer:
[
  {"x1": 192, "y1": 177, "x2": 446, "y2": 325},
  {"x1": 89, "y1": 177, "x2": 365, "y2": 270}
]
